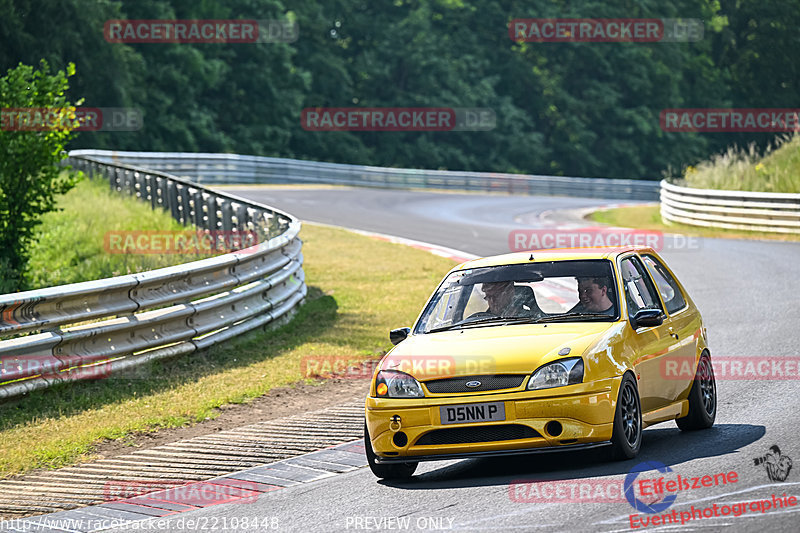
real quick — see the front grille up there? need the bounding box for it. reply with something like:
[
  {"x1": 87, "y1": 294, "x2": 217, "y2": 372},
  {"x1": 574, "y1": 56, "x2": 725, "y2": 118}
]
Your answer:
[
  {"x1": 425, "y1": 374, "x2": 526, "y2": 393},
  {"x1": 415, "y1": 424, "x2": 540, "y2": 445}
]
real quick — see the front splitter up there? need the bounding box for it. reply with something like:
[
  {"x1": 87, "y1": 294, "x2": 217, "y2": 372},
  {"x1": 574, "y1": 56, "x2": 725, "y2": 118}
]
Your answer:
[{"x1": 374, "y1": 441, "x2": 612, "y2": 463}]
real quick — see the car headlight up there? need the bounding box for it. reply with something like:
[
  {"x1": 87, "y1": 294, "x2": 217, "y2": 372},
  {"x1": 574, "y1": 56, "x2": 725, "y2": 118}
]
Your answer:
[
  {"x1": 375, "y1": 370, "x2": 424, "y2": 398},
  {"x1": 527, "y1": 358, "x2": 584, "y2": 390}
]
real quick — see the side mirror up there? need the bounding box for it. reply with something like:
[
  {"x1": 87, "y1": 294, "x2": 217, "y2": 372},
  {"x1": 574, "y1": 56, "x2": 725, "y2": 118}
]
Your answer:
[
  {"x1": 631, "y1": 309, "x2": 663, "y2": 329},
  {"x1": 389, "y1": 327, "x2": 411, "y2": 345}
]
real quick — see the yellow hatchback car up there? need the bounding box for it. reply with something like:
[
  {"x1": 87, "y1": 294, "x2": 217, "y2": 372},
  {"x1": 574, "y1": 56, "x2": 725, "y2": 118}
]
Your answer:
[{"x1": 364, "y1": 246, "x2": 716, "y2": 479}]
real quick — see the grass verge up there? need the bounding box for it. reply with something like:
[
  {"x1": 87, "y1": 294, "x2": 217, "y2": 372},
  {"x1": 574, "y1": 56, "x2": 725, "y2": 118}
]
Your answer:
[
  {"x1": 678, "y1": 134, "x2": 800, "y2": 193},
  {"x1": 0, "y1": 223, "x2": 457, "y2": 478},
  {"x1": 589, "y1": 204, "x2": 800, "y2": 242},
  {"x1": 26, "y1": 176, "x2": 201, "y2": 289}
]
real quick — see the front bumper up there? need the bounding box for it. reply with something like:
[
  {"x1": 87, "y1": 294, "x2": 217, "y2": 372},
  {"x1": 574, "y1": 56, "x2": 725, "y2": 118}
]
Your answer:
[{"x1": 365, "y1": 377, "x2": 620, "y2": 460}]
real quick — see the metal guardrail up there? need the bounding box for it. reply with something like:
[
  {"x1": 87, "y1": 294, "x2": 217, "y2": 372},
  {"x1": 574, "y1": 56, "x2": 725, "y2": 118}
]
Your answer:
[
  {"x1": 0, "y1": 155, "x2": 306, "y2": 399},
  {"x1": 660, "y1": 180, "x2": 800, "y2": 234},
  {"x1": 69, "y1": 150, "x2": 661, "y2": 201}
]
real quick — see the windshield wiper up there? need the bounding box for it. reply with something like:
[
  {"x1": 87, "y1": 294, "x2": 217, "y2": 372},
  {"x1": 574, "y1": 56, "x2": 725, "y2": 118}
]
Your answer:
[
  {"x1": 532, "y1": 313, "x2": 614, "y2": 323},
  {"x1": 427, "y1": 315, "x2": 520, "y2": 333},
  {"x1": 427, "y1": 312, "x2": 614, "y2": 332},
  {"x1": 427, "y1": 311, "x2": 616, "y2": 333}
]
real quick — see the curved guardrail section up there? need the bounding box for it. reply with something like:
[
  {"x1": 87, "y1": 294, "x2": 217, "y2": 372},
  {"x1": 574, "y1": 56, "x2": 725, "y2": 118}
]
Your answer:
[
  {"x1": 0, "y1": 155, "x2": 306, "y2": 399},
  {"x1": 660, "y1": 180, "x2": 800, "y2": 234},
  {"x1": 69, "y1": 149, "x2": 661, "y2": 201}
]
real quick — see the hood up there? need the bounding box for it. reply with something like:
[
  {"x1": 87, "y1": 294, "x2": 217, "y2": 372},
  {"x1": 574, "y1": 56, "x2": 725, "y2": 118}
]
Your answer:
[{"x1": 380, "y1": 322, "x2": 616, "y2": 381}]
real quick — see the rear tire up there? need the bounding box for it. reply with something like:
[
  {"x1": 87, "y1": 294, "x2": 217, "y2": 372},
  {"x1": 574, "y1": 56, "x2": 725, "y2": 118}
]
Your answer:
[
  {"x1": 676, "y1": 353, "x2": 716, "y2": 431},
  {"x1": 364, "y1": 425, "x2": 417, "y2": 480},
  {"x1": 609, "y1": 373, "x2": 642, "y2": 461}
]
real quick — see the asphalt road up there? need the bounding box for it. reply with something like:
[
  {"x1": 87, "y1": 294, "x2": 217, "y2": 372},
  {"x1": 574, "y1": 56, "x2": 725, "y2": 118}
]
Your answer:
[{"x1": 114, "y1": 186, "x2": 800, "y2": 532}]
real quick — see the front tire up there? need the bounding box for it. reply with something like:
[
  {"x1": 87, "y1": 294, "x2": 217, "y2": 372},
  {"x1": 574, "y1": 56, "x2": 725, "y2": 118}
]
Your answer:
[
  {"x1": 676, "y1": 353, "x2": 716, "y2": 431},
  {"x1": 364, "y1": 425, "x2": 417, "y2": 480},
  {"x1": 609, "y1": 373, "x2": 642, "y2": 461}
]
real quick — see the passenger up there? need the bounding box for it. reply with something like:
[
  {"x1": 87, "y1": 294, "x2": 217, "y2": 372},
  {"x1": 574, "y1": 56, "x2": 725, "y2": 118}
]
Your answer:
[{"x1": 568, "y1": 276, "x2": 615, "y2": 315}]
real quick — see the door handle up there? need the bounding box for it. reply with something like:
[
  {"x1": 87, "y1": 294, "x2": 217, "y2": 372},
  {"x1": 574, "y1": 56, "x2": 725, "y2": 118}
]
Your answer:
[{"x1": 668, "y1": 327, "x2": 679, "y2": 340}]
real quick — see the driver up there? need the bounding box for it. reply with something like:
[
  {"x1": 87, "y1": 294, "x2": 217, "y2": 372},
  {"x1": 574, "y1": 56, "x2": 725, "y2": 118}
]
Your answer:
[
  {"x1": 568, "y1": 276, "x2": 615, "y2": 315},
  {"x1": 482, "y1": 281, "x2": 516, "y2": 315}
]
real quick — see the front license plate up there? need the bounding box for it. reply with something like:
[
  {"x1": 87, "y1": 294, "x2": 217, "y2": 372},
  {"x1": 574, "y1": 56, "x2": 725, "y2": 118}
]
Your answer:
[{"x1": 439, "y1": 402, "x2": 505, "y2": 425}]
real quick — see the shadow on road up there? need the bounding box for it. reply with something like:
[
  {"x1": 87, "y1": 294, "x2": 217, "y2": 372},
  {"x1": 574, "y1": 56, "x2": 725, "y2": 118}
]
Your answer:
[{"x1": 379, "y1": 423, "x2": 765, "y2": 489}]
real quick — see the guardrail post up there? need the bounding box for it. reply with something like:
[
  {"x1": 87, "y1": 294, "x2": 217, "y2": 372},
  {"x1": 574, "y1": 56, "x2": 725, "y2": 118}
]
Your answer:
[
  {"x1": 134, "y1": 171, "x2": 144, "y2": 201},
  {"x1": 178, "y1": 184, "x2": 191, "y2": 225},
  {"x1": 206, "y1": 195, "x2": 218, "y2": 231},
  {"x1": 146, "y1": 174, "x2": 157, "y2": 210},
  {"x1": 193, "y1": 190, "x2": 205, "y2": 228},
  {"x1": 126, "y1": 171, "x2": 135, "y2": 196},
  {"x1": 156, "y1": 176, "x2": 167, "y2": 211},
  {"x1": 235, "y1": 204, "x2": 247, "y2": 231},
  {"x1": 168, "y1": 182, "x2": 180, "y2": 220},
  {"x1": 220, "y1": 200, "x2": 233, "y2": 232},
  {"x1": 109, "y1": 167, "x2": 118, "y2": 192}
]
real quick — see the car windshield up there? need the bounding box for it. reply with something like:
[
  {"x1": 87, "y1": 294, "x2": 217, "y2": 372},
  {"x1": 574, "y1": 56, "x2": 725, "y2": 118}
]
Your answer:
[{"x1": 415, "y1": 260, "x2": 618, "y2": 334}]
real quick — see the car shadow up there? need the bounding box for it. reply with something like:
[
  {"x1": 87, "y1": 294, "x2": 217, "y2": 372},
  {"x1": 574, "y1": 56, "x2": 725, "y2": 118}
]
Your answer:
[{"x1": 377, "y1": 423, "x2": 765, "y2": 489}]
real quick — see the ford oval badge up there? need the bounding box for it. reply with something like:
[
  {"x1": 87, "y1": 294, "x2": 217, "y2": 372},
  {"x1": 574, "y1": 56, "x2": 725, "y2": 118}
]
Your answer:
[{"x1": 465, "y1": 380, "x2": 481, "y2": 388}]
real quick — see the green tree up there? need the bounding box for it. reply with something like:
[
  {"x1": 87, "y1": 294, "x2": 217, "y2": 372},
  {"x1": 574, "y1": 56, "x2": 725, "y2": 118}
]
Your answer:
[
  {"x1": 0, "y1": 61, "x2": 82, "y2": 292},
  {"x1": 1, "y1": 0, "x2": 796, "y2": 180}
]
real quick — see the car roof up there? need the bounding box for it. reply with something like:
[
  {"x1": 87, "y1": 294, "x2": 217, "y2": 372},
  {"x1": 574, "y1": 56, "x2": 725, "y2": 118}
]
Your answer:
[{"x1": 453, "y1": 246, "x2": 657, "y2": 271}]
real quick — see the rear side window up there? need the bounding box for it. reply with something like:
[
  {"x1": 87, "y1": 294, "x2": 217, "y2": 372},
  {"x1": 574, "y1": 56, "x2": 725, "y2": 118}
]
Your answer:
[{"x1": 642, "y1": 255, "x2": 687, "y2": 314}]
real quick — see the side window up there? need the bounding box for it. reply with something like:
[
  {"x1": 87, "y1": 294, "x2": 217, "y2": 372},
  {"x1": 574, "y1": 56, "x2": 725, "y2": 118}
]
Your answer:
[
  {"x1": 642, "y1": 255, "x2": 687, "y2": 314},
  {"x1": 619, "y1": 256, "x2": 663, "y2": 315},
  {"x1": 463, "y1": 284, "x2": 489, "y2": 316},
  {"x1": 423, "y1": 286, "x2": 462, "y2": 329}
]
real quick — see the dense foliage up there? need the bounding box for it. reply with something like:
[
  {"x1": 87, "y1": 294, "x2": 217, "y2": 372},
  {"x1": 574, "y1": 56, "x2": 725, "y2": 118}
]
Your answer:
[
  {"x1": 0, "y1": 61, "x2": 81, "y2": 292},
  {"x1": 1, "y1": 0, "x2": 797, "y2": 179}
]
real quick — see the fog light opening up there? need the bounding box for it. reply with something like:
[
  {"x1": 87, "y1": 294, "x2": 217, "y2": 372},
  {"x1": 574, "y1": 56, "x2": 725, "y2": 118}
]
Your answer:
[
  {"x1": 545, "y1": 421, "x2": 563, "y2": 437},
  {"x1": 392, "y1": 431, "x2": 408, "y2": 448}
]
